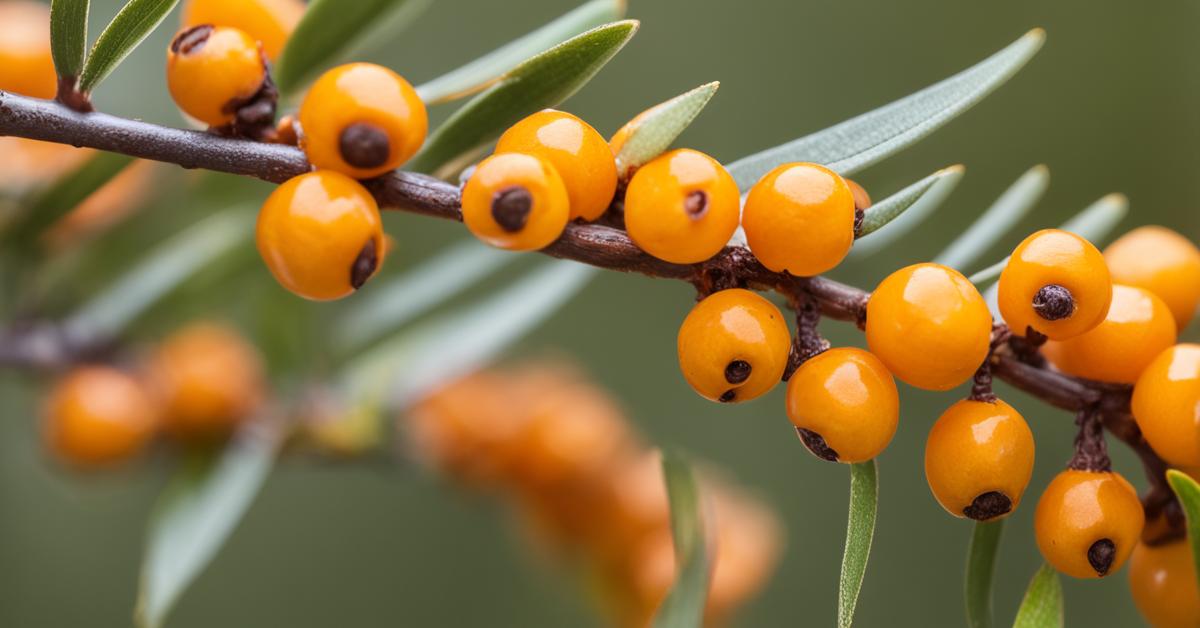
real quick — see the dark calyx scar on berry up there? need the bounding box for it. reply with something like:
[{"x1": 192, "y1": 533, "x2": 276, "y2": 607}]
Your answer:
[
  {"x1": 962, "y1": 490, "x2": 1012, "y2": 521},
  {"x1": 171, "y1": 24, "x2": 214, "y2": 55},
  {"x1": 350, "y1": 239, "x2": 379, "y2": 290},
  {"x1": 725, "y1": 359, "x2": 752, "y2": 385},
  {"x1": 339, "y1": 123, "x2": 391, "y2": 169},
  {"x1": 1032, "y1": 284, "x2": 1075, "y2": 320},
  {"x1": 796, "y1": 427, "x2": 839, "y2": 462},
  {"x1": 491, "y1": 187, "x2": 534, "y2": 233},
  {"x1": 1087, "y1": 538, "x2": 1116, "y2": 576},
  {"x1": 684, "y1": 190, "x2": 709, "y2": 218}
]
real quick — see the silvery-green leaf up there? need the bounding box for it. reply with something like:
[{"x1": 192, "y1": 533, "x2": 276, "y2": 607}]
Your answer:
[
  {"x1": 840, "y1": 460, "x2": 878, "y2": 628},
  {"x1": 936, "y1": 165, "x2": 1049, "y2": 270},
  {"x1": 416, "y1": 0, "x2": 626, "y2": 104},
  {"x1": 1167, "y1": 470, "x2": 1200, "y2": 579},
  {"x1": 848, "y1": 165, "x2": 965, "y2": 259},
  {"x1": 652, "y1": 449, "x2": 708, "y2": 628},
  {"x1": 2, "y1": 152, "x2": 133, "y2": 246},
  {"x1": 1011, "y1": 564, "x2": 1063, "y2": 628},
  {"x1": 614, "y1": 82, "x2": 720, "y2": 177},
  {"x1": 966, "y1": 520, "x2": 1004, "y2": 628},
  {"x1": 968, "y1": 258, "x2": 1007, "y2": 286},
  {"x1": 50, "y1": 0, "x2": 90, "y2": 81},
  {"x1": 79, "y1": 0, "x2": 179, "y2": 93},
  {"x1": 408, "y1": 21, "x2": 639, "y2": 178},
  {"x1": 728, "y1": 30, "x2": 1045, "y2": 190}
]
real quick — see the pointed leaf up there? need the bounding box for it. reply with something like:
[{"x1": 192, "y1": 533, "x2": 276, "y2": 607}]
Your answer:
[
  {"x1": 966, "y1": 520, "x2": 1004, "y2": 628},
  {"x1": 416, "y1": 0, "x2": 625, "y2": 104},
  {"x1": 1059, "y1": 193, "x2": 1128, "y2": 243},
  {"x1": 1166, "y1": 470, "x2": 1200, "y2": 578},
  {"x1": 968, "y1": 258, "x2": 1007, "y2": 286},
  {"x1": 936, "y1": 165, "x2": 1049, "y2": 270},
  {"x1": 848, "y1": 165, "x2": 965, "y2": 259},
  {"x1": 840, "y1": 460, "x2": 878, "y2": 628},
  {"x1": 3, "y1": 152, "x2": 134, "y2": 246},
  {"x1": 1012, "y1": 564, "x2": 1063, "y2": 628},
  {"x1": 613, "y1": 82, "x2": 719, "y2": 178},
  {"x1": 135, "y1": 422, "x2": 281, "y2": 628},
  {"x1": 728, "y1": 29, "x2": 1044, "y2": 190},
  {"x1": 408, "y1": 21, "x2": 639, "y2": 178},
  {"x1": 652, "y1": 449, "x2": 708, "y2": 628},
  {"x1": 79, "y1": 0, "x2": 179, "y2": 93},
  {"x1": 51, "y1": 0, "x2": 91, "y2": 81}
]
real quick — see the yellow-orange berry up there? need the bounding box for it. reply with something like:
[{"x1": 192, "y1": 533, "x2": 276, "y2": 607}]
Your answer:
[
  {"x1": 461, "y1": 153, "x2": 570, "y2": 251},
  {"x1": 866, "y1": 263, "x2": 992, "y2": 391},
  {"x1": 924, "y1": 399, "x2": 1035, "y2": 520},
  {"x1": 624, "y1": 149, "x2": 740, "y2": 264},
  {"x1": 1104, "y1": 226, "x2": 1200, "y2": 330},
  {"x1": 1132, "y1": 344, "x2": 1200, "y2": 468},
  {"x1": 1043, "y1": 285, "x2": 1177, "y2": 384},
  {"x1": 180, "y1": 0, "x2": 303, "y2": 61},
  {"x1": 999, "y1": 229, "x2": 1112, "y2": 340},
  {"x1": 166, "y1": 25, "x2": 268, "y2": 128},
  {"x1": 495, "y1": 110, "x2": 618, "y2": 221},
  {"x1": 846, "y1": 177, "x2": 872, "y2": 211},
  {"x1": 677, "y1": 289, "x2": 791, "y2": 403},
  {"x1": 0, "y1": 1, "x2": 56, "y2": 99},
  {"x1": 148, "y1": 323, "x2": 266, "y2": 441},
  {"x1": 298, "y1": 63, "x2": 427, "y2": 179},
  {"x1": 742, "y1": 162, "x2": 856, "y2": 276},
  {"x1": 1034, "y1": 469, "x2": 1144, "y2": 579},
  {"x1": 786, "y1": 347, "x2": 899, "y2": 463},
  {"x1": 256, "y1": 170, "x2": 384, "y2": 300},
  {"x1": 42, "y1": 367, "x2": 157, "y2": 467},
  {"x1": 1129, "y1": 540, "x2": 1200, "y2": 628}
]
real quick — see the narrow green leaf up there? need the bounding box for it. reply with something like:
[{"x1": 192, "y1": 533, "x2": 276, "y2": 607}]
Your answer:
[
  {"x1": 652, "y1": 449, "x2": 708, "y2": 628},
  {"x1": 968, "y1": 258, "x2": 1008, "y2": 286},
  {"x1": 840, "y1": 460, "x2": 878, "y2": 628},
  {"x1": 1166, "y1": 469, "x2": 1200, "y2": 578},
  {"x1": 1059, "y1": 193, "x2": 1128, "y2": 244},
  {"x1": 1012, "y1": 564, "x2": 1063, "y2": 628},
  {"x1": 2, "y1": 152, "x2": 133, "y2": 246},
  {"x1": 64, "y1": 209, "x2": 253, "y2": 341},
  {"x1": 728, "y1": 29, "x2": 1045, "y2": 190},
  {"x1": 334, "y1": 240, "x2": 513, "y2": 353},
  {"x1": 936, "y1": 165, "x2": 1049, "y2": 271},
  {"x1": 135, "y1": 422, "x2": 281, "y2": 628},
  {"x1": 847, "y1": 165, "x2": 965, "y2": 259},
  {"x1": 408, "y1": 21, "x2": 639, "y2": 178},
  {"x1": 51, "y1": 0, "x2": 90, "y2": 81},
  {"x1": 966, "y1": 520, "x2": 1004, "y2": 628},
  {"x1": 79, "y1": 0, "x2": 180, "y2": 93},
  {"x1": 614, "y1": 82, "x2": 720, "y2": 178},
  {"x1": 416, "y1": 0, "x2": 626, "y2": 104}
]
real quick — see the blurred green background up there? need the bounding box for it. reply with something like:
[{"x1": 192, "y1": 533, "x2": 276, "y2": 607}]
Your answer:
[{"x1": 3, "y1": 0, "x2": 1200, "y2": 626}]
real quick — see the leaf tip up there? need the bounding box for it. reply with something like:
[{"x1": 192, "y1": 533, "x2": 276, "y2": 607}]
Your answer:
[
  {"x1": 940, "y1": 164, "x2": 967, "y2": 178},
  {"x1": 1101, "y1": 191, "x2": 1129, "y2": 206},
  {"x1": 1026, "y1": 27, "x2": 1048, "y2": 43},
  {"x1": 1030, "y1": 163, "x2": 1050, "y2": 176}
]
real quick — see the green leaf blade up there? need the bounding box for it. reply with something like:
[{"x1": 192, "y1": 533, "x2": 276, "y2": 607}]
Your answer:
[
  {"x1": 408, "y1": 20, "x2": 639, "y2": 178},
  {"x1": 728, "y1": 29, "x2": 1044, "y2": 190},
  {"x1": 79, "y1": 0, "x2": 180, "y2": 94},
  {"x1": 51, "y1": 0, "x2": 90, "y2": 81},
  {"x1": 936, "y1": 165, "x2": 1049, "y2": 271},
  {"x1": 1012, "y1": 564, "x2": 1064, "y2": 628},
  {"x1": 1059, "y1": 193, "x2": 1128, "y2": 242},
  {"x1": 652, "y1": 449, "x2": 709, "y2": 628},
  {"x1": 847, "y1": 165, "x2": 965, "y2": 259},
  {"x1": 1166, "y1": 469, "x2": 1200, "y2": 578},
  {"x1": 840, "y1": 460, "x2": 878, "y2": 628},
  {"x1": 966, "y1": 519, "x2": 1004, "y2": 628},
  {"x1": 2, "y1": 151, "x2": 133, "y2": 247},
  {"x1": 614, "y1": 81, "x2": 719, "y2": 177}
]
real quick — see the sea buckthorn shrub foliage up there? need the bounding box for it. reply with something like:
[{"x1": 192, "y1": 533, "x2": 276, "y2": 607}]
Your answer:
[{"x1": 1, "y1": 0, "x2": 1199, "y2": 626}]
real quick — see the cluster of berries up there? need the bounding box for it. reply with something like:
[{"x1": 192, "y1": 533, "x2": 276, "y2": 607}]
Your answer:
[{"x1": 408, "y1": 363, "x2": 781, "y2": 626}]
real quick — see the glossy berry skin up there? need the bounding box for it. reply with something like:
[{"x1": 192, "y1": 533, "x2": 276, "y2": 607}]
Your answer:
[
  {"x1": 462, "y1": 153, "x2": 570, "y2": 251},
  {"x1": 181, "y1": 0, "x2": 303, "y2": 61},
  {"x1": 43, "y1": 367, "x2": 157, "y2": 467},
  {"x1": 1132, "y1": 344, "x2": 1200, "y2": 468},
  {"x1": 0, "y1": 2, "x2": 56, "y2": 99},
  {"x1": 1034, "y1": 469, "x2": 1144, "y2": 579},
  {"x1": 298, "y1": 63, "x2": 428, "y2": 179},
  {"x1": 742, "y1": 162, "x2": 856, "y2": 277},
  {"x1": 624, "y1": 149, "x2": 740, "y2": 264},
  {"x1": 149, "y1": 323, "x2": 265, "y2": 441},
  {"x1": 1043, "y1": 285, "x2": 1177, "y2": 384},
  {"x1": 786, "y1": 348, "x2": 899, "y2": 463},
  {"x1": 845, "y1": 178, "x2": 872, "y2": 210},
  {"x1": 924, "y1": 399, "x2": 1035, "y2": 520},
  {"x1": 256, "y1": 171, "x2": 385, "y2": 301},
  {"x1": 999, "y1": 229, "x2": 1112, "y2": 340},
  {"x1": 1104, "y1": 226, "x2": 1200, "y2": 330},
  {"x1": 166, "y1": 26, "x2": 267, "y2": 127},
  {"x1": 495, "y1": 110, "x2": 618, "y2": 221},
  {"x1": 866, "y1": 263, "x2": 992, "y2": 391},
  {"x1": 1128, "y1": 540, "x2": 1200, "y2": 628},
  {"x1": 677, "y1": 289, "x2": 791, "y2": 403}
]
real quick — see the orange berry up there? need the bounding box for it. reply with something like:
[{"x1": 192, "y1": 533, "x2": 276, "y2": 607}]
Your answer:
[
  {"x1": 1043, "y1": 285, "x2": 1177, "y2": 384},
  {"x1": 924, "y1": 398, "x2": 1035, "y2": 520},
  {"x1": 786, "y1": 347, "x2": 899, "y2": 463},
  {"x1": 866, "y1": 263, "x2": 992, "y2": 391},
  {"x1": 42, "y1": 367, "x2": 158, "y2": 467},
  {"x1": 846, "y1": 177, "x2": 872, "y2": 210},
  {"x1": 1034, "y1": 469, "x2": 1144, "y2": 579},
  {"x1": 495, "y1": 110, "x2": 618, "y2": 221},
  {"x1": 256, "y1": 170, "x2": 385, "y2": 300},
  {"x1": 298, "y1": 63, "x2": 427, "y2": 179},
  {"x1": 676, "y1": 289, "x2": 791, "y2": 403},
  {"x1": 148, "y1": 323, "x2": 265, "y2": 441},
  {"x1": 461, "y1": 152, "x2": 570, "y2": 251},
  {"x1": 1104, "y1": 226, "x2": 1200, "y2": 330},
  {"x1": 624, "y1": 149, "x2": 740, "y2": 264},
  {"x1": 180, "y1": 0, "x2": 304, "y2": 61},
  {"x1": 742, "y1": 162, "x2": 856, "y2": 276},
  {"x1": 166, "y1": 25, "x2": 268, "y2": 127},
  {"x1": 0, "y1": 1, "x2": 55, "y2": 99},
  {"x1": 999, "y1": 229, "x2": 1112, "y2": 340},
  {"x1": 1132, "y1": 344, "x2": 1200, "y2": 468},
  {"x1": 1128, "y1": 540, "x2": 1200, "y2": 628}
]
